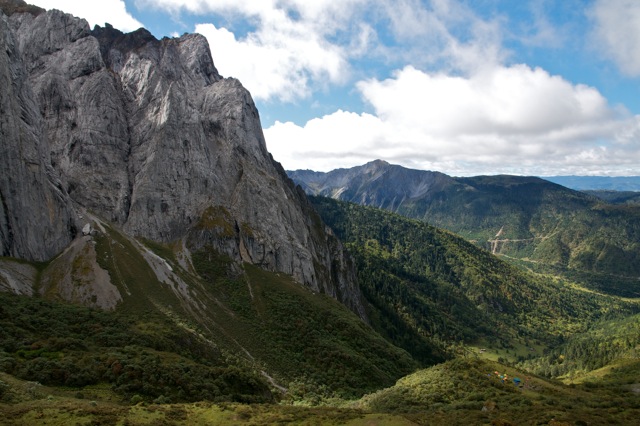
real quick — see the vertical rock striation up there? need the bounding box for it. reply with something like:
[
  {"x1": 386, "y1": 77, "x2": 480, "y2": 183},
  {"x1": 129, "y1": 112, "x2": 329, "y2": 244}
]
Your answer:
[
  {"x1": 0, "y1": 9, "x2": 76, "y2": 261},
  {"x1": 0, "y1": 2, "x2": 366, "y2": 318}
]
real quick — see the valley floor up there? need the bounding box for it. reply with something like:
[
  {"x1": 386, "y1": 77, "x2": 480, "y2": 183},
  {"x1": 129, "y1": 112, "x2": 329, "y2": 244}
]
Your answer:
[
  {"x1": 2, "y1": 357, "x2": 640, "y2": 425},
  {"x1": 2, "y1": 394, "x2": 640, "y2": 425}
]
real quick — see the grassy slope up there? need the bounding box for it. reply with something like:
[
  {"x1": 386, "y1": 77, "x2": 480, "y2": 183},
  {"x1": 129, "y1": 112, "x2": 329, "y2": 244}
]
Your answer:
[
  {"x1": 3, "y1": 358, "x2": 639, "y2": 425},
  {"x1": 188, "y1": 249, "x2": 418, "y2": 399},
  {"x1": 356, "y1": 357, "x2": 640, "y2": 425},
  {"x1": 0, "y1": 217, "x2": 418, "y2": 404}
]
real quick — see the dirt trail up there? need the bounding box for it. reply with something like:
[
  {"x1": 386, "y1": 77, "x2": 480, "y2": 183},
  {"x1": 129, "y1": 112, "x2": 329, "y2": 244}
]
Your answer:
[
  {"x1": 488, "y1": 227, "x2": 556, "y2": 255},
  {"x1": 262, "y1": 371, "x2": 287, "y2": 394}
]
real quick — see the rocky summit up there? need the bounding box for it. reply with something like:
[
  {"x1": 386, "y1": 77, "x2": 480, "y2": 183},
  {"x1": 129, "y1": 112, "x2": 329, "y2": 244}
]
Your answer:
[{"x1": 0, "y1": 0, "x2": 365, "y2": 318}]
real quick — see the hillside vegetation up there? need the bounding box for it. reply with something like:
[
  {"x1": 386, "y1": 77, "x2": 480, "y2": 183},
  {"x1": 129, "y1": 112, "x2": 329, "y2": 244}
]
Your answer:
[
  {"x1": 3, "y1": 356, "x2": 639, "y2": 425},
  {"x1": 518, "y1": 312, "x2": 640, "y2": 379},
  {"x1": 2, "y1": 199, "x2": 640, "y2": 424},
  {"x1": 310, "y1": 196, "x2": 638, "y2": 363},
  {"x1": 0, "y1": 218, "x2": 418, "y2": 405},
  {"x1": 355, "y1": 357, "x2": 640, "y2": 425},
  {"x1": 0, "y1": 290, "x2": 272, "y2": 404},
  {"x1": 584, "y1": 189, "x2": 640, "y2": 205},
  {"x1": 290, "y1": 162, "x2": 640, "y2": 297}
]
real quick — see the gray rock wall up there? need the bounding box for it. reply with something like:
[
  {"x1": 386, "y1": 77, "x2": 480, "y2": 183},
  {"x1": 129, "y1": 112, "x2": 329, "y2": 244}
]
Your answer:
[
  {"x1": 1, "y1": 4, "x2": 365, "y2": 318},
  {"x1": 0, "y1": 10, "x2": 76, "y2": 261}
]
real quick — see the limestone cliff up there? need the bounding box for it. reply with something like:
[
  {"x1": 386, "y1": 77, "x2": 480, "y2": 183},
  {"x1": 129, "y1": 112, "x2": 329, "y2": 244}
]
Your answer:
[
  {"x1": 0, "y1": 8, "x2": 77, "y2": 261},
  {"x1": 0, "y1": 2, "x2": 365, "y2": 318}
]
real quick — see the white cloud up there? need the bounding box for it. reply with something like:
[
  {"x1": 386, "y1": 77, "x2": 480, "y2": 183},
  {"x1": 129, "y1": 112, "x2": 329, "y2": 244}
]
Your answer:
[
  {"x1": 359, "y1": 65, "x2": 611, "y2": 136},
  {"x1": 266, "y1": 110, "x2": 388, "y2": 171},
  {"x1": 195, "y1": 21, "x2": 347, "y2": 102},
  {"x1": 589, "y1": 0, "x2": 640, "y2": 76},
  {"x1": 138, "y1": 0, "x2": 366, "y2": 101},
  {"x1": 30, "y1": 0, "x2": 143, "y2": 32},
  {"x1": 378, "y1": 0, "x2": 505, "y2": 74},
  {"x1": 138, "y1": 0, "x2": 509, "y2": 101},
  {"x1": 266, "y1": 64, "x2": 640, "y2": 176}
]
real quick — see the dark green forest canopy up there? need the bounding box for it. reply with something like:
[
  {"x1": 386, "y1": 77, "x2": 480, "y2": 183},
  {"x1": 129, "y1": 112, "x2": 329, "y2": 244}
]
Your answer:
[
  {"x1": 309, "y1": 195, "x2": 638, "y2": 363},
  {"x1": 0, "y1": 291, "x2": 273, "y2": 404}
]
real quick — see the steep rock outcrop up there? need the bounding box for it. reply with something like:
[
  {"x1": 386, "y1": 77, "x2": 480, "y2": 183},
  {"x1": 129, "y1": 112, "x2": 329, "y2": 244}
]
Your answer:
[
  {"x1": 9, "y1": 11, "x2": 131, "y2": 223},
  {"x1": 1, "y1": 3, "x2": 365, "y2": 318},
  {"x1": 0, "y1": 9, "x2": 76, "y2": 261}
]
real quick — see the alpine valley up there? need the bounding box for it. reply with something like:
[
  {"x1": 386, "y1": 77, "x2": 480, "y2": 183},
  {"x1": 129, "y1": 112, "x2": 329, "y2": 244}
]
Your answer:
[
  {"x1": 289, "y1": 160, "x2": 640, "y2": 298},
  {"x1": 1, "y1": 1, "x2": 639, "y2": 425}
]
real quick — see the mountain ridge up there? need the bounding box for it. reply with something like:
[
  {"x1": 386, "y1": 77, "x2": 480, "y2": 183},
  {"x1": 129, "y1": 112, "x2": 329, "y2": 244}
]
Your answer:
[
  {"x1": 545, "y1": 175, "x2": 640, "y2": 191},
  {"x1": 289, "y1": 160, "x2": 640, "y2": 293}
]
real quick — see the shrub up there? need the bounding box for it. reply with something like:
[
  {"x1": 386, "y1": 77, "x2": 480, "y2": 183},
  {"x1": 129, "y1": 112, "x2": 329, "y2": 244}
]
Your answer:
[
  {"x1": 153, "y1": 395, "x2": 171, "y2": 404},
  {"x1": 0, "y1": 380, "x2": 9, "y2": 399}
]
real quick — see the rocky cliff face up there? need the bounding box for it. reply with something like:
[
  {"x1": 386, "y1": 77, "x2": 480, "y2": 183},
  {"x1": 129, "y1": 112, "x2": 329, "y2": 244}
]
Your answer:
[
  {"x1": 0, "y1": 2, "x2": 365, "y2": 318},
  {"x1": 0, "y1": 8, "x2": 77, "y2": 261}
]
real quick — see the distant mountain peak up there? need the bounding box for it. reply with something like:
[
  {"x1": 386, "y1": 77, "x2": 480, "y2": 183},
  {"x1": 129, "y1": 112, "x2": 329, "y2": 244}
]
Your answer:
[{"x1": 365, "y1": 159, "x2": 390, "y2": 167}]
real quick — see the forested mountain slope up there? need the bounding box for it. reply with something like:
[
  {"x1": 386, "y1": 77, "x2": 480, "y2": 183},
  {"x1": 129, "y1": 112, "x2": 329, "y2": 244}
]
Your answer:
[
  {"x1": 518, "y1": 312, "x2": 640, "y2": 379},
  {"x1": 585, "y1": 190, "x2": 640, "y2": 205},
  {"x1": 290, "y1": 161, "x2": 640, "y2": 296},
  {"x1": 2, "y1": 196, "x2": 639, "y2": 424},
  {"x1": 309, "y1": 196, "x2": 638, "y2": 363}
]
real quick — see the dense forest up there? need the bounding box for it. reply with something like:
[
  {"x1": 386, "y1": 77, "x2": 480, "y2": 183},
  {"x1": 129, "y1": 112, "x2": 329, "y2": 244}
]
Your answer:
[
  {"x1": 310, "y1": 196, "x2": 639, "y2": 370},
  {"x1": 518, "y1": 313, "x2": 640, "y2": 379},
  {"x1": 0, "y1": 290, "x2": 272, "y2": 404}
]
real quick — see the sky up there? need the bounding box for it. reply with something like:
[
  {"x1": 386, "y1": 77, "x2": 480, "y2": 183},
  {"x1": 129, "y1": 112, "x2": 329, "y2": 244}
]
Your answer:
[{"x1": 29, "y1": 0, "x2": 640, "y2": 176}]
